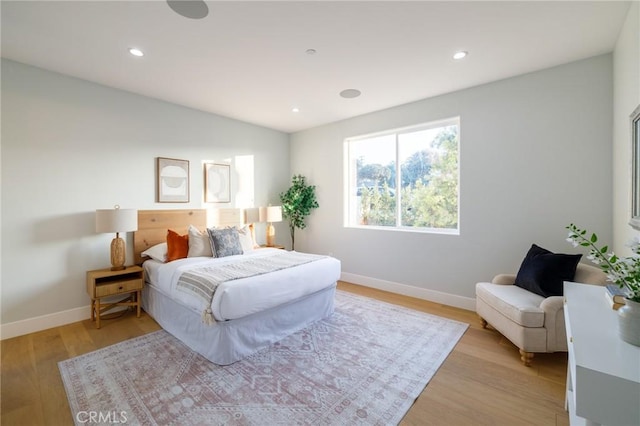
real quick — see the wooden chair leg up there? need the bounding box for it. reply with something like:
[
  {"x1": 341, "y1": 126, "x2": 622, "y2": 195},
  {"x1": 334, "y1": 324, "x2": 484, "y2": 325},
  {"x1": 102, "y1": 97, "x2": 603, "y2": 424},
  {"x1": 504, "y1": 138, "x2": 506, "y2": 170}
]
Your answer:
[
  {"x1": 480, "y1": 317, "x2": 488, "y2": 329},
  {"x1": 519, "y1": 350, "x2": 534, "y2": 367}
]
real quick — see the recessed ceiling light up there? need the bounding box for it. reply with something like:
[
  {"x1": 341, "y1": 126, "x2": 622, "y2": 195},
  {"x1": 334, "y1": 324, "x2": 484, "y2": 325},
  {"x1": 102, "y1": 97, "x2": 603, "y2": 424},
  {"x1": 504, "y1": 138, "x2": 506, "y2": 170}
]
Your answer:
[
  {"x1": 167, "y1": 0, "x2": 209, "y2": 19},
  {"x1": 339, "y1": 89, "x2": 361, "y2": 99},
  {"x1": 453, "y1": 51, "x2": 468, "y2": 60},
  {"x1": 292, "y1": 107, "x2": 300, "y2": 113},
  {"x1": 128, "y1": 48, "x2": 144, "y2": 57},
  {"x1": 305, "y1": 49, "x2": 317, "y2": 55}
]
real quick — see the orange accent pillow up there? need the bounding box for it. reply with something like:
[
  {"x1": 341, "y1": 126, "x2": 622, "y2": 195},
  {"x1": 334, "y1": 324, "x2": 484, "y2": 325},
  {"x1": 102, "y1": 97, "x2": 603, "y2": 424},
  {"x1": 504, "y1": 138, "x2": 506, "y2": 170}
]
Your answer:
[{"x1": 166, "y1": 229, "x2": 189, "y2": 262}]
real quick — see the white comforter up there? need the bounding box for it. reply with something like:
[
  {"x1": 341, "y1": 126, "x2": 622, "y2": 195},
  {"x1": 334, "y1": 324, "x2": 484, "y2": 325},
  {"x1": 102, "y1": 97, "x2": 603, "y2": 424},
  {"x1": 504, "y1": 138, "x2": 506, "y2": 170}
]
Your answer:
[{"x1": 143, "y1": 248, "x2": 341, "y2": 321}]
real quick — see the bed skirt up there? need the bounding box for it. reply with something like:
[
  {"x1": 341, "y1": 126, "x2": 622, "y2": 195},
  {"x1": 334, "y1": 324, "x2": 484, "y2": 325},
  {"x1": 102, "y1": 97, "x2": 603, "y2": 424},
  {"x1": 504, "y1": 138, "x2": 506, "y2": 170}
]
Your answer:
[{"x1": 141, "y1": 283, "x2": 337, "y2": 365}]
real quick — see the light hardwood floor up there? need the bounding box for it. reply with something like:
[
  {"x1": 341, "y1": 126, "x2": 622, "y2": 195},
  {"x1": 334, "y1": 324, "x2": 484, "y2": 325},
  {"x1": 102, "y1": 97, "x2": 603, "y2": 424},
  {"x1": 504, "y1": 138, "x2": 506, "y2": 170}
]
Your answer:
[{"x1": 1, "y1": 281, "x2": 569, "y2": 425}]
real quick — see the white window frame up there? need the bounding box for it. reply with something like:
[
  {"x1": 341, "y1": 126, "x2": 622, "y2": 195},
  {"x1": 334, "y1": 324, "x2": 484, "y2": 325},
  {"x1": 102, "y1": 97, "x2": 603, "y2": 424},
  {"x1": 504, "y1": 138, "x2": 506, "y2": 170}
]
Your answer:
[{"x1": 343, "y1": 117, "x2": 460, "y2": 234}]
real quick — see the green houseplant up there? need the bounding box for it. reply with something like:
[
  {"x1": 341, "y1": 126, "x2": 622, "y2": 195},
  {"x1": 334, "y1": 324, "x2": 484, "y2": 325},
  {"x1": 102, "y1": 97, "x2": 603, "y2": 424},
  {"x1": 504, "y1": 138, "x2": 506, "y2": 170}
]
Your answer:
[
  {"x1": 280, "y1": 175, "x2": 319, "y2": 250},
  {"x1": 566, "y1": 224, "x2": 640, "y2": 302}
]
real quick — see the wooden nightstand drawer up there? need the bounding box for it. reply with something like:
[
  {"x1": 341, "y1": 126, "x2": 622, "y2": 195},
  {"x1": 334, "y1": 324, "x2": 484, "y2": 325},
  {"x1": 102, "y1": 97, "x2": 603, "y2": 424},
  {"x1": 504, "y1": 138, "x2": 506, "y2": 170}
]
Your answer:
[{"x1": 95, "y1": 278, "x2": 143, "y2": 297}]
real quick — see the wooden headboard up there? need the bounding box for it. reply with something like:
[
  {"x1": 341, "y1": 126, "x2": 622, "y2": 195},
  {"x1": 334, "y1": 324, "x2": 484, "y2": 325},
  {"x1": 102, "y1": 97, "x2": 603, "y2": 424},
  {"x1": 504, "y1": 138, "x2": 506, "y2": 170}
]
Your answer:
[
  {"x1": 134, "y1": 209, "x2": 206, "y2": 265},
  {"x1": 133, "y1": 208, "x2": 249, "y2": 265}
]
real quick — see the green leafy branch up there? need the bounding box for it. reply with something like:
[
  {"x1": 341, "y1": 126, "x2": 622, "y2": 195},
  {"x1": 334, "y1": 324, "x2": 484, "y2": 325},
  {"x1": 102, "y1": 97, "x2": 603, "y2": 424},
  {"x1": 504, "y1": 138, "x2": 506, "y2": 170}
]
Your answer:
[{"x1": 566, "y1": 224, "x2": 640, "y2": 302}]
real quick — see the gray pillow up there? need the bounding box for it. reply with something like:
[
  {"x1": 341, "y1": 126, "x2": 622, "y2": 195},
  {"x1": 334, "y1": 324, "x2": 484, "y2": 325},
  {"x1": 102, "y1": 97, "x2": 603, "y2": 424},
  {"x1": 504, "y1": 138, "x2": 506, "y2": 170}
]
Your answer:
[{"x1": 207, "y1": 227, "x2": 243, "y2": 258}]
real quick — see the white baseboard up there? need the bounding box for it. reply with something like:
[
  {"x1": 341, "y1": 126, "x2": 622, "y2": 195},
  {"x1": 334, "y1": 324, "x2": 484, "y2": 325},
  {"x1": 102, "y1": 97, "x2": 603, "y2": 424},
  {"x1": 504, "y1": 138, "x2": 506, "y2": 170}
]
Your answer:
[
  {"x1": 2, "y1": 275, "x2": 476, "y2": 340},
  {"x1": 340, "y1": 272, "x2": 476, "y2": 311},
  {"x1": 1, "y1": 305, "x2": 91, "y2": 340}
]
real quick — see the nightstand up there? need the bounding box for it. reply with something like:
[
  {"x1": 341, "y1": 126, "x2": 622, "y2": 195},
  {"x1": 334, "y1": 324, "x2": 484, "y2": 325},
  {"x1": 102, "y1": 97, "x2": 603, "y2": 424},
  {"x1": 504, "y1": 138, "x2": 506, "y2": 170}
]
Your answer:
[
  {"x1": 86, "y1": 265, "x2": 144, "y2": 329},
  {"x1": 259, "y1": 244, "x2": 285, "y2": 250}
]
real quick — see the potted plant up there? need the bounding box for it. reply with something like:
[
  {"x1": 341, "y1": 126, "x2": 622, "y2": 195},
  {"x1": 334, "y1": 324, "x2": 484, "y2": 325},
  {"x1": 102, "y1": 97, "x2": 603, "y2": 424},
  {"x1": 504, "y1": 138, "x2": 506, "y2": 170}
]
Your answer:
[
  {"x1": 566, "y1": 224, "x2": 640, "y2": 346},
  {"x1": 280, "y1": 175, "x2": 319, "y2": 250}
]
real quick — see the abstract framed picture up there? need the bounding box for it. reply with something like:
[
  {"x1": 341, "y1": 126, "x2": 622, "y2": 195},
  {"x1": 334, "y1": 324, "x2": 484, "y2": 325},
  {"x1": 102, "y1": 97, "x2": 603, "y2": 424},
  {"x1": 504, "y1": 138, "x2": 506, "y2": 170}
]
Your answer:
[
  {"x1": 204, "y1": 163, "x2": 231, "y2": 203},
  {"x1": 157, "y1": 157, "x2": 190, "y2": 203}
]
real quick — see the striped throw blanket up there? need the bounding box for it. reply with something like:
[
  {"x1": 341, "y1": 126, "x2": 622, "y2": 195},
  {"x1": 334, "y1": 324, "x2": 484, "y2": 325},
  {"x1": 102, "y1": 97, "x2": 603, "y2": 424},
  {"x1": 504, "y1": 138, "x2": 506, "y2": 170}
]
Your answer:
[{"x1": 176, "y1": 251, "x2": 326, "y2": 324}]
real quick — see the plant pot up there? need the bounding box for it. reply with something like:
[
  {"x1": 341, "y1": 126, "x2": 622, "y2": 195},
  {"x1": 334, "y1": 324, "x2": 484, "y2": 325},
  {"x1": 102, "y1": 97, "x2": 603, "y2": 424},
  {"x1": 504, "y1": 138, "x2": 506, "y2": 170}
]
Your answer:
[{"x1": 618, "y1": 298, "x2": 640, "y2": 346}]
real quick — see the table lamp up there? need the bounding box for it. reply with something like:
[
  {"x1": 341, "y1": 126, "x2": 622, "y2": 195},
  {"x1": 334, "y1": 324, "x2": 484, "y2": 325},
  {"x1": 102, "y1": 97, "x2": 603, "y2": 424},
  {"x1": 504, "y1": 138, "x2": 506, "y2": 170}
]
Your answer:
[
  {"x1": 259, "y1": 206, "x2": 282, "y2": 247},
  {"x1": 95, "y1": 205, "x2": 138, "y2": 270},
  {"x1": 244, "y1": 208, "x2": 261, "y2": 245}
]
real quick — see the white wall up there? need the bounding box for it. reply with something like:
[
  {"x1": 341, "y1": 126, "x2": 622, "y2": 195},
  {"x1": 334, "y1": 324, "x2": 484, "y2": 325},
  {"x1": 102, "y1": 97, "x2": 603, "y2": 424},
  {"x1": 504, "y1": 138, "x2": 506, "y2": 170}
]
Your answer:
[
  {"x1": 290, "y1": 55, "x2": 613, "y2": 308},
  {"x1": 613, "y1": 2, "x2": 640, "y2": 255},
  {"x1": 1, "y1": 59, "x2": 290, "y2": 336},
  {"x1": 1, "y1": 41, "x2": 626, "y2": 335}
]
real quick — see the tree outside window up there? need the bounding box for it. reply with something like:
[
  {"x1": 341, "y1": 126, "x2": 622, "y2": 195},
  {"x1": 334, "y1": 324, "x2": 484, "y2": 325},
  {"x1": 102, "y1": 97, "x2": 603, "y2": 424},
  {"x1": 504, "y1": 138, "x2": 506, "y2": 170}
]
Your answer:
[{"x1": 345, "y1": 118, "x2": 459, "y2": 233}]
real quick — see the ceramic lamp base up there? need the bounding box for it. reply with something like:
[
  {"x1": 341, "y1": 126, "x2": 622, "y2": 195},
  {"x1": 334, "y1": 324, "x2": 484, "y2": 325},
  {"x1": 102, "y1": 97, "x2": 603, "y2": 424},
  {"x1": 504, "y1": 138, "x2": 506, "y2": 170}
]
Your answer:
[
  {"x1": 110, "y1": 235, "x2": 126, "y2": 271},
  {"x1": 266, "y1": 223, "x2": 276, "y2": 247}
]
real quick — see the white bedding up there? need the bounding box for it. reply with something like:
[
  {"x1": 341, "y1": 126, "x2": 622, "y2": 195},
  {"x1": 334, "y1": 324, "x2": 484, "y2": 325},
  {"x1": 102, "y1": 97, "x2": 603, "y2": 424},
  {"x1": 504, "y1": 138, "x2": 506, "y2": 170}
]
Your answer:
[{"x1": 143, "y1": 248, "x2": 341, "y2": 321}]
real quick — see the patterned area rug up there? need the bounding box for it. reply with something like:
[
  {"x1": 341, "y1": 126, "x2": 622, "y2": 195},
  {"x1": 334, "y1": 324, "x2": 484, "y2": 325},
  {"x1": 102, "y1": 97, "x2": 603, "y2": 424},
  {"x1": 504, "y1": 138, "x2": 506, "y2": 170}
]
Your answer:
[{"x1": 59, "y1": 291, "x2": 467, "y2": 425}]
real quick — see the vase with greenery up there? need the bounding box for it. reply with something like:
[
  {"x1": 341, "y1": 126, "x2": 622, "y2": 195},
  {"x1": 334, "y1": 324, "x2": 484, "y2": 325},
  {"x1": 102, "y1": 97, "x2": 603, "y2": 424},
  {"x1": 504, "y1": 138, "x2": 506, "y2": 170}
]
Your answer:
[
  {"x1": 280, "y1": 175, "x2": 319, "y2": 250},
  {"x1": 566, "y1": 223, "x2": 640, "y2": 346},
  {"x1": 566, "y1": 224, "x2": 640, "y2": 302}
]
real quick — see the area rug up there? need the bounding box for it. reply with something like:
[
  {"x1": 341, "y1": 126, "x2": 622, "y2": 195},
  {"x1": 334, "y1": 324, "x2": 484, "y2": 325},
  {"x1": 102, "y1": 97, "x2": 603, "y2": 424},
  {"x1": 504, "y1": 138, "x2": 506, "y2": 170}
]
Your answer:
[{"x1": 59, "y1": 290, "x2": 467, "y2": 425}]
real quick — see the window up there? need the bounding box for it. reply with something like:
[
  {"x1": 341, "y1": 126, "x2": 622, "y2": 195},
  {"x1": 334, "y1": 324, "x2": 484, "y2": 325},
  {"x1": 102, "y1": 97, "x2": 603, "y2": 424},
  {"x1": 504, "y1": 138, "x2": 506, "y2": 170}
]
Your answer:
[{"x1": 344, "y1": 117, "x2": 459, "y2": 233}]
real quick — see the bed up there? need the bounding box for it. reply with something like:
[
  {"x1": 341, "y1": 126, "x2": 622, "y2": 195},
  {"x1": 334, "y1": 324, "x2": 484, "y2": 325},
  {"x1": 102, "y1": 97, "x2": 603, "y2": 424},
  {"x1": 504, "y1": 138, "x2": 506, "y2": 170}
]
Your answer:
[{"x1": 134, "y1": 209, "x2": 340, "y2": 365}]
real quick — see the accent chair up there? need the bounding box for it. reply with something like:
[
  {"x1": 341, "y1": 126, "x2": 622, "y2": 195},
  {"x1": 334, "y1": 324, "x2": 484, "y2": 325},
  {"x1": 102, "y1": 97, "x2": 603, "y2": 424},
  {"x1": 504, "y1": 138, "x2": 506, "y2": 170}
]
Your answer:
[{"x1": 475, "y1": 263, "x2": 607, "y2": 366}]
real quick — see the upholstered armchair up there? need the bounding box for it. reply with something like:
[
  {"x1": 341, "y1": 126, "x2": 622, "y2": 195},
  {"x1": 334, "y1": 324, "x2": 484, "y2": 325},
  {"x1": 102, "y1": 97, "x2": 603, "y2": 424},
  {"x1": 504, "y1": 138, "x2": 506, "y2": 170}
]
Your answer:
[{"x1": 476, "y1": 263, "x2": 607, "y2": 366}]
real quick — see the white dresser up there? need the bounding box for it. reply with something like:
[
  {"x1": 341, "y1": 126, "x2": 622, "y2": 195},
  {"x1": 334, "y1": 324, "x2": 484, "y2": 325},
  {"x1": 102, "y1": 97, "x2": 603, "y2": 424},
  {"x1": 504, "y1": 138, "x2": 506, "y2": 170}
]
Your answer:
[{"x1": 563, "y1": 282, "x2": 640, "y2": 426}]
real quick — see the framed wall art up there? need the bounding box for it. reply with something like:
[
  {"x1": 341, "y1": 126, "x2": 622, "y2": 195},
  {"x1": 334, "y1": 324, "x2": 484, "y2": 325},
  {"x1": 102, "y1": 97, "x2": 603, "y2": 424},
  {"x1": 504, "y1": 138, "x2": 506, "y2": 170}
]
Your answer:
[
  {"x1": 204, "y1": 163, "x2": 231, "y2": 203},
  {"x1": 157, "y1": 157, "x2": 190, "y2": 203}
]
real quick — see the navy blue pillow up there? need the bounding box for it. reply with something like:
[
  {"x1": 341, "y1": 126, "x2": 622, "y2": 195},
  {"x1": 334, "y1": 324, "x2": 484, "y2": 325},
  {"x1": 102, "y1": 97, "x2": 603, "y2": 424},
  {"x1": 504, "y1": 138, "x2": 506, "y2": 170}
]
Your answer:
[{"x1": 514, "y1": 244, "x2": 582, "y2": 297}]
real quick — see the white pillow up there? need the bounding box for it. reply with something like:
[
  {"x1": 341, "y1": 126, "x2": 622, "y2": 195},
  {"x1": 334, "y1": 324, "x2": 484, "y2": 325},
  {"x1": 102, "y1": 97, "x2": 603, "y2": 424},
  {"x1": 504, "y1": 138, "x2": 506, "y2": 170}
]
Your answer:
[
  {"x1": 237, "y1": 225, "x2": 256, "y2": 253},
  {"x1": 141, "y1": 242, "x2": 168, "y2": 263},
  {"x1": 188, "y1": 224, "x2": 213, "y2": 257}
]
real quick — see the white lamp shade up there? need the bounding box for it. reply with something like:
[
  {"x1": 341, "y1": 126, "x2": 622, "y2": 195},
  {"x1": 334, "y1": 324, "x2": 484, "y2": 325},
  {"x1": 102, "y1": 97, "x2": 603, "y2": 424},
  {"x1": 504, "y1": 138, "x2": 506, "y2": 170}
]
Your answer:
[
  {"x1": 259, "y1": 206, "x2": 282, "y2": 223},
  {"x1": 244, "y1": 208, "x2": 260, "y2": 224},
  {"x1": 95, "y1": 208, "x2": 138, "y2": 233}
]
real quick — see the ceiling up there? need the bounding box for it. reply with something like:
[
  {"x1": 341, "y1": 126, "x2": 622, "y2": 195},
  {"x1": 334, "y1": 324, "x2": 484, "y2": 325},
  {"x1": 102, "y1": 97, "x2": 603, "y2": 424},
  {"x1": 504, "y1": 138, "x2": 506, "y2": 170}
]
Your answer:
[{"x1": 1, "y1": 1, "x2": 631, "y2": 134}]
